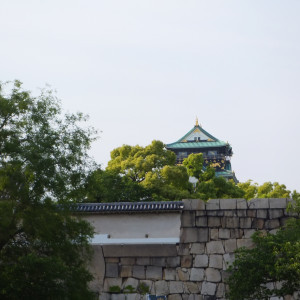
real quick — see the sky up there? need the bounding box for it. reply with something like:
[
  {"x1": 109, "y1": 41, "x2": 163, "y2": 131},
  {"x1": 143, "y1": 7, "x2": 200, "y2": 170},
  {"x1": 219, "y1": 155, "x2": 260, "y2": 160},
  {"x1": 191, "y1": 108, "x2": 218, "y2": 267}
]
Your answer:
[{"x1": 1, "y1": 1, "x2": 300, "y2": 192}]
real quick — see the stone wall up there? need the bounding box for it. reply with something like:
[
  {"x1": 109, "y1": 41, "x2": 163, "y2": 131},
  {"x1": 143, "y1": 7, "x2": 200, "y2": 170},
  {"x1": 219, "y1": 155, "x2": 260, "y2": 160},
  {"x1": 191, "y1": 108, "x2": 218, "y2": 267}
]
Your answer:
[{"x1": 93, "y1": 198, "x2": 296, "y2": 300}]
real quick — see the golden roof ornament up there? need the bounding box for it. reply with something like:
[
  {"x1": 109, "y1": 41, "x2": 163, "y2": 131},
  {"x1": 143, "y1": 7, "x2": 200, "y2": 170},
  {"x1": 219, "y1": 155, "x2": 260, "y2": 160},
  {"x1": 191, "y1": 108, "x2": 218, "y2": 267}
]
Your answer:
[{"x1": 195, "y1": 117, "x2": 199, "y2": 126}]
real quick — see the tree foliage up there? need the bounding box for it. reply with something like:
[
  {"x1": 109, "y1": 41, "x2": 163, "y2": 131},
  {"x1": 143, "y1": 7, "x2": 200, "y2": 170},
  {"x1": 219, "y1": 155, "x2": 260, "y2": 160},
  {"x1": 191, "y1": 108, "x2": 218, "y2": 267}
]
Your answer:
[
  {"x1": 227, "y1": 198, "x2": 300, "y2": 300},
  {"x1": 0, "y1": 81, "x2": 96, "y2": 299}
]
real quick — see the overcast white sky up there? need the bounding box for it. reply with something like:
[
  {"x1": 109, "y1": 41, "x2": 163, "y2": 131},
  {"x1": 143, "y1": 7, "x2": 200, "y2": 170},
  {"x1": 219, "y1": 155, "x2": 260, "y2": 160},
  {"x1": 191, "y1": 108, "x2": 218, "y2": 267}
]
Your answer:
[{"x1": 1, "y1": 1, "x2": 300, "y2": 192}]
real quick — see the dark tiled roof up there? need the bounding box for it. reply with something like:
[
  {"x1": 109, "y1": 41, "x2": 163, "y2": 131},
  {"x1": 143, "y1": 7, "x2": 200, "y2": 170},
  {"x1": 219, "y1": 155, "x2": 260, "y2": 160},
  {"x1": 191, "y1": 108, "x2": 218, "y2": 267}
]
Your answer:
[{"x1": 73, "y1": 201, "x2": 184, "y2": 214}]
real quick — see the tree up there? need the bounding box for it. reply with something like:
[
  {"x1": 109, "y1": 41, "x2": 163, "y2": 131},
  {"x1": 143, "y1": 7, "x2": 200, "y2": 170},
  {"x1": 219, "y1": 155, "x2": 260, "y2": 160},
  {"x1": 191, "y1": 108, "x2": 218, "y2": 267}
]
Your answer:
[
  {"x1": 227, "y1": 199, "x2": 300, "y2": 300},
  {"x1": 0, "y1": 81, "x2": 96, "y2": 299}
]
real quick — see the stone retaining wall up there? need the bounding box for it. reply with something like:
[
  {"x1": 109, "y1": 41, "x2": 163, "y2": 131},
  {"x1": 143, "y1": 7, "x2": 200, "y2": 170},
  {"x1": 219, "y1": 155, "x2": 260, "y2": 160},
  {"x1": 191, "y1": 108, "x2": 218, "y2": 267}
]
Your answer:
[{"x1": 95, "y1": 198, "x2": 297, "y2": 300}]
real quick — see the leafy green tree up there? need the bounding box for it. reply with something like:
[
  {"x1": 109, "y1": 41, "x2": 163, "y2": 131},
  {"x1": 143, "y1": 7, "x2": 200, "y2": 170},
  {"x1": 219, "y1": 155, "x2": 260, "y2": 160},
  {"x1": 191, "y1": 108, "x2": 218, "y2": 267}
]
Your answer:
[
  {"x1": 0, "y1": 81, "x2": 96, "y2": 299},
  {"x1": 182, "y1": 153, "x2": 204, "y2": 179},
  {"x1": 227, "y1": 199, "x2": 300, "y2": 299}
]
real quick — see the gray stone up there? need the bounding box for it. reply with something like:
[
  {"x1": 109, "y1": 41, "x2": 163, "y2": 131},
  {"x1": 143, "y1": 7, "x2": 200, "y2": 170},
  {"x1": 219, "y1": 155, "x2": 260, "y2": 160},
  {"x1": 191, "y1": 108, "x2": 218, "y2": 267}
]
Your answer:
[
  {"x1": 205, "y1": 268, "x2": 221, "y2": 282},
  {"x1": 201, "y1": 281, "x2": 217, "y2": 296},
  {"x1": 122, "y1": 278, "x2": 139, "y2": 290},
  {"x1": 237, "y1": 198, "x2": 247, "y2": 209},
  {"x1": 106, "y1": 263, "x2": 119, "y2": 278},
  {"x1": 209, "y1": 255, "x2": 223, "y2": 269},
  {"x1": 196, "y1": 217, "x2": 207, "y2": 227},
  {"x1": 140, "y1": 280, "x2": 154, "y2": 294},
  {"x1": 190, "y1": 243, "x2": 205, "y2": 254},
  {"x1": 269, "y1": 209, "x2": 284, "y2": 219},
  {"x1": 252, "y1": 218, "x2": 265, "y2": 229},
  {"x1": 120, "y1": 258, "x2": 135, "y2": 265},
  {"x1": 224, "y1": 239, "x2": 237, "y2": 253},
  {"x1": 224, "y1": 217, "x2": 239, "y2": 228},
  {"x1": 206, "y1": 241, "x2": 225, "y2": 254},
  {"x1": 177, "y1": 268, "x2": 190, "y2": 281},
  {"x1": 224, "y1": 210, "x2": 236, "y2": 217},
  {"x1": 124, "y1": 294, "x2": 139, "y2": 300},
  {"x1": 184, "y1": 282, "x2": 199, "y2": 293},
  {"x1": 223, "y1": 253, "x2": 235, "y2": 270},
  {"x1": 265, "y1": 219, "x2": 280, "y2": 229},
  {"x1": 230, "y1": 229, "x2": 243, "y2": 238},
  {"x1": 136, "y1": 258, "x2": 150, "y2": 265},
  {"x1": 106, "y1": 257, "x2": 119, "y2": 263},
  {"x1": 269, "y1": 198, "x2": 287, "y2": 209},
  {"x1": 190, "y1": 268, "x2": 205, "y2": 281},
  {"x1": 194, "y1": 255, "x2": 208, "y2": 267},
  {"x1": 168, "y1": 294, "x2": 182, "y2": 300},
  {"x1": 210, "y1": 228, "x2": 219, "y2": 240},
  {"x1": 183, "y1": 199, "x2": 206, "y2": 210},
  {"x1": 240, "y1": 217, "x2": 252, "y2": 228},
  {"x1": 188, "y1": 295, "x2": 203, "y2": 300},
  {"x1": 248, "y1": 198, "x2": 269, "y2": 209},
  {"x1": 257, "y1": 209, "x2": 268, "y2": 218},
  {"x1": 220, "y1": 198, "x2": 237, "y2": 210},
  {"x1": 243, "y1": 229, "x2": 256, "y2": 238},
  {"x1": 208, "y1": 217, "x2": 221, "y2": 227},
  {"x1": 216, "y1": 283, "x2": 225, "y2": 298},
  {"x1": 99, "y1": 292, "x2": 110, "y2": 300},
  {"x1": 181, "y1": 255, "x2": 193, "y2": 268},
  {"x1": 120, "y1": 265, "x2": 132, "y2": 277},
  {"x1": 182, "y1": 211, "x2": 195, "y2": 227},
  {"x1": 198, "y1": 228, "x2": 209, "y2": 242},
  {"x1": 164, "y1": 268, "x2": 176, "y2": 280},
  {"x1": 237, "y1": 209, "x2": 247, "y2": 217},
  {"x1": 237, "y1": 238, "x2": 254, "y2": 249},
  {"x1": 103, "y1": 278, "x2": 122, "y2": 292},
  {"x1": 206, "y1": 199, "x2": 220, "y2": 210},
  {"x1": 219, "y1": 228, "x2": 230, "y2": 239},
  {"x1": 111, "y1": 294, "x2": 126, "y2": 300},
  {"x1": 103, "y1": 244, "x2": 177, "y2": 257},
  {"x1": 154, "y1": 280, "x2": 169, "y2": 295},
  {"x1": 132, "y1": 266, "x2": 145, "y2": 279},
  {"x1": 177, "y1": 244, "x2": 190, "y2": 256},
  {"x1": 170, "y1": 281, "x2": 184, "y2": 294},
  {"x1": 152, "y1": 258, "x2": 166, "y2": 267},
  {"x1": 146, "y1": 266, "x2": 162, "y2": 280},
  {"x1": 247, "y1": 210, "x2": 257, "y2": 217},
  {"x1": 88, "y1": 245, "x2": 105, "y2": 292},
  {"x1": 167, "y1": 256, "x2": 181, "y2": 267},
  {"x1": 180, "y1": 228, "x2": 198, "y2": 243}
]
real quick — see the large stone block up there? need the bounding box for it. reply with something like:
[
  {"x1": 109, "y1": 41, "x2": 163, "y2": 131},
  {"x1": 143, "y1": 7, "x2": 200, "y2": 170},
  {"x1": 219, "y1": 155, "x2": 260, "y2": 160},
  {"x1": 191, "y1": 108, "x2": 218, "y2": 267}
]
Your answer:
[
  {"x1": 209, "y1": 255, "x2": 223, "y2": 269},
  {"x1": 236, "y1": 198, "x2": 247, "y2": 209},
  {"x1": 220, "y1": 198, "x2": 237, "y2": 210},
  {"x1": 111, "y1": 294, "x2": 126, "y2": 300},
  {"x1": 181, "y1": 255, "x2": 193, "y2": 268},
  {"x1": 224, "y1": 217, "x2": 239, "y2": 228},
  {"x1": 180, "y1": 228, "x2": 198, "y2": 243},
  {"x1": 88, "y1": 245, "x2": 105, "y2": 293},
  {"x1": 230, "y1": 229, "x2": 243, "y2": 238},
  {"x1": 240, "y1": 217, "x2": 252, "y2": 228},
  {"x1": 177, "y1": 244, "x2": 190, "y2": 256},
  {"x1": 196, "y1": 216, "x2": 208, "y2": 227},
  {"x1": 164, "y1": 268, "x2": 176, "y2": 280},
  {"x1": 103, "y1": 278, "x2": 122, "y2": 292},
  {"x1": 122, "y1": 278, "x2": 139, "y2": 290},
  {"x1": 136, "y1": 258, "x2": 150, "y2": 265},
  {"x1": 223, "y1": 253, "x2": 235, "y2": 270},
  {"x1": 205, "y1": 268, "x2": 221, "y2": 282},
  {"x1": 243, "y1": 229, "x2": 256, "y2": 239},
  {"x1": 190, "y1": 243, "x2": 205, "y2": 254},
  {"x1": 194, "y1": 255, "x2": 208, "y2": 268},
  {"x1": 106, "y1": 263, "x2": 119, "y2": 278},
  {"x1": 120, "y1": 265, "x2": 132, "y2": 278},
  {"x1": 177, "y1": 268, "x2": 190, "y2": 281},
  {"x1": 146, "y1": 266, "x2": 162, "y2": 280},
  {"x1": 190, "y1": 268, "x2": 205, "y2": 281},
  {"x1": 154, "y1": 280, "x2": 169, "y2": 295},
  {"x1": 237, "y1": 238, "x2": 254, "y2": 249},
  {"x1": 269, "y1": 209, "x2": 284, "y2": 219},
  {"x1": 248, "y1": 198, "x2": 269, "y2": 209},
  {"x1": 132, "y1": 266, "x2": 145, "y2": 279},
  {"x1": 208, "y1": 217, "x2": 221, "y2": 227},
  {"x1": 269, "y1": 198, "x2": 287, "y2": 209},
  {"x1": 183, "y1": 199, "x2": 205, "y2": 211},
  {"x1": 152, "y1": 258, "x2": 166, "y2": 267},
  {"x1": 216, "y1": 283, "x2": 225, "y2": 298},
  {"x1": 120, "y1": 258, "x2": 135, "y2": 265},
  {"x1": 184, "y1": 282, "x2": 199, "y2": 293},
  {"x1": 206, "y1": 241, "x2": 225, "y2": 254},
  {"x1": 206, "y1": 199, "x2": 220, "y2": 210},
  {"x1": 201, "y1": 281, "x2": 217, "y2": 296},
  {"x1": 224, "y1": 239, "x2": 237, "y2": 253},
  {"x1": 167, "y1": 256, "x2": 181, "y2": 267},
  {"x1": 265, "y1": 219, "x2": 280, "y2": 229},
  {"x1": 182, "y1": 211, "x2": 195, "y2": 227},
  {"x1": 219, "y1": 228, "x2": 230, "y2": 239},
  {"x1": 252, "y1": 218, "x2": 265, "y2": 229},
  {"x1": 170, "y1": 281, "x2": 184, "y2": 294},
  {"x1": 257, "y1": 209, "x2": 268, "y2": 218},
  {"x1": 103, "y1": 245, "x2": 177, "y2": 257},
  {"x1": 210, "y1": 228, "x2": 219, "y2": 240},
  {"x1": 168, "y1": 294, "x2": 182, "y2": 300}
]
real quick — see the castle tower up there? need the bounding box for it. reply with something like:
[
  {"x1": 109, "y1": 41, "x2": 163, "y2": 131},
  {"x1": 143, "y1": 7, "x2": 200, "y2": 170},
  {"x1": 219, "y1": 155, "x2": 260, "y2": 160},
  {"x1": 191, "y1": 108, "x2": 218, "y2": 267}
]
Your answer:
[{"x1": 166, "y1": 119, "x2": 237, "y2": 182}]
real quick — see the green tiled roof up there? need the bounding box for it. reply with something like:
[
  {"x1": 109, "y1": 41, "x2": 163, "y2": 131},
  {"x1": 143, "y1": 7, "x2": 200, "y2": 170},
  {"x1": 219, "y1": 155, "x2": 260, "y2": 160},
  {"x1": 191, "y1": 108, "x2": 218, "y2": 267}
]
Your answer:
[
  {"x1": 166, "y1": 141, "x2": 227, "y2": 149},
  {"x1": 177, "y1": 125, "x2": 218, "y2": 143}
]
